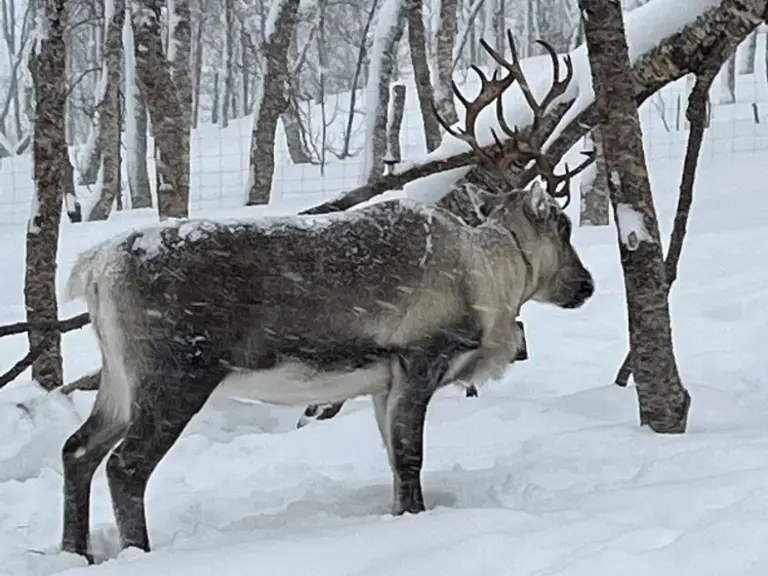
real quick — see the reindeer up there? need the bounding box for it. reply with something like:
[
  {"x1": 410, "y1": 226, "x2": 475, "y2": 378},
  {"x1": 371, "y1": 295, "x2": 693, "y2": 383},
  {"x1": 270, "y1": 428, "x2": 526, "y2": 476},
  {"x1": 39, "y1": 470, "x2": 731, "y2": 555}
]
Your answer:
[
  {"x1": 59, "y1": 31, "x2": 595, "y2": 563},
  {"x1": 296, "y1": 31, "x2": 593, "y2": 431}
]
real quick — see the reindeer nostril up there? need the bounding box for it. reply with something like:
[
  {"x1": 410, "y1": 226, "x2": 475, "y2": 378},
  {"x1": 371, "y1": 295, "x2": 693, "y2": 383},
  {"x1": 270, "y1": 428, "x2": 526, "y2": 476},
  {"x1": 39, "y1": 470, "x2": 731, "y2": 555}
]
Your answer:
[{"x1": 579, "y1": 278, "x2": 595, "y2": 300}]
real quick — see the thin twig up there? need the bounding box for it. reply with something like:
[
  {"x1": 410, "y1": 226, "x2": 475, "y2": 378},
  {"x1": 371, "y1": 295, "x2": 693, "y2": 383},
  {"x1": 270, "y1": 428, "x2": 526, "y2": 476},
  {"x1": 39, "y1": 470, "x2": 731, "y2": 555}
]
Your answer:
[
  {"x1": 0, "y1": 313, "x2": 91, "y2": 389},
  {"x1": 0, "y1": 334, "x2": 51, "y2": 388},
  {"x1": 0, "y1": 312, "x2": 90, "y2": 338}
]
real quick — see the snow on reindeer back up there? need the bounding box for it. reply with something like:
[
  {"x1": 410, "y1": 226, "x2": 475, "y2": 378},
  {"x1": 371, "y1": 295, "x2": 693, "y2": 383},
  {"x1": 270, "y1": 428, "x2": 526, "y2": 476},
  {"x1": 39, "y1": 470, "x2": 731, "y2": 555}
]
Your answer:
[{"x1": 125, "y1": 198, "x2": 436, "y2": 262}]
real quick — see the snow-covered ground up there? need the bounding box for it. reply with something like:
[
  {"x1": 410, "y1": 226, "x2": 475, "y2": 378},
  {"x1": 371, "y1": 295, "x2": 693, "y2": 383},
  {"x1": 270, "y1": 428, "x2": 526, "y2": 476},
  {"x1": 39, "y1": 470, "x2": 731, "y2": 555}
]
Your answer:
[{"x1": 1, "y1": 139, "x2": 768, "y2": 575}]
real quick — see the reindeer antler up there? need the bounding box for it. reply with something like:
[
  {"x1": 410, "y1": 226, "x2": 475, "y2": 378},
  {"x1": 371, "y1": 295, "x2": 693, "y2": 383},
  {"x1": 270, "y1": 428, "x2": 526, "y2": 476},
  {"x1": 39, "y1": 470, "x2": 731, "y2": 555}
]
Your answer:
[
  {"x1": 431, "y1": 47, "x2": 518, "y2": 167},
  {"x1": 433, "y1": 30, "x2": 596, "y2": 208}
]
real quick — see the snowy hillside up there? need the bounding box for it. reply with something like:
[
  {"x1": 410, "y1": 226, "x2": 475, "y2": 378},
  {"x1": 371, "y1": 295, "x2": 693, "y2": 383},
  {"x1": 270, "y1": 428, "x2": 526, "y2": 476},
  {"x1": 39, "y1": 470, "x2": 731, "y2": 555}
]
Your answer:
[{"x1": 1, "y1": 138, "x2": 768, "y2": 574}]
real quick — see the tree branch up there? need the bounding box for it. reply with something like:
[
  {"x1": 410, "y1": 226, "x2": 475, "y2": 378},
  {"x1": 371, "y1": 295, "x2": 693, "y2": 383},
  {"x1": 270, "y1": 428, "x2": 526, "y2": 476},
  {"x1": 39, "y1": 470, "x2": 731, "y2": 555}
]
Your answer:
[{"x1": 0, "y1": 313, "x2": 91, "y2": 389}]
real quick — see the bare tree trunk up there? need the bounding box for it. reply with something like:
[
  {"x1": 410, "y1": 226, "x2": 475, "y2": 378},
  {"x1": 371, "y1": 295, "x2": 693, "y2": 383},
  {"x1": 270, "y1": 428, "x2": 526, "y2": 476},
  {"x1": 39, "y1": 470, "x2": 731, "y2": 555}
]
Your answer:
[
  {"x1": 282, "y1": 97, "x2": 312, "y2": 163},
  {"x1": 245, "y1": 0, "x2": 301, "y2": 206},
  {"x1": 222, "y1": 0, "x2": 235, "y2": 127},
  {"x1": 387, "y1": 83, "x2": 407, "y2": 163},
  {"x1": 129, "y1": 98, "x2": 153, "y2": 208},
  {"x1": 191, "y1": 3, "x2": 203, "y2": 128},
  {"x1": 211, "y1": 71, "x2": 220, "y2": 124},
  {"x1": 406, "y1": 0, "x2": 442, "y2": 152},
  {"x1": 25, "y1": 0, "x2": 68, "y2": 391},
  {"x1": 493, "y1": 0, "x2": 504, "y2": 54},
  {"x1": 579, "y1": 0, "x2": 690, "y2": 434},
  {"x1": 122, "y1": 5, "x2": 153, "y2": 210},
  {"x1": 340, "y1": 0, "x2": 379, "y2": 159},
  {"x1": 169, "y1": 0, "x2": 192, "y2": 206},
  {"x1": 615, "y1": 71, "x2": 718, "y2": 387},
  {"x1": 132, "y1": 0, "x2": 189, "y2": 219},
  {"x1": 87, "y1": 0, "x2": 126, "y2": 221},
  {"x1": 359, "y1": 0, "x2": 408, "y2": 184},
  {"x1": 434, "y1": 0, "x2": 458, "y2": 126},
  {"x1": 316, "y1": 0, "x2": 328, "y2": 172},
  {"x1": 241, "y1": 26, "x2": 250, "y2": 112},
  {"x1": 579, "y1": 126, "x2": 610, "y2": 226}
]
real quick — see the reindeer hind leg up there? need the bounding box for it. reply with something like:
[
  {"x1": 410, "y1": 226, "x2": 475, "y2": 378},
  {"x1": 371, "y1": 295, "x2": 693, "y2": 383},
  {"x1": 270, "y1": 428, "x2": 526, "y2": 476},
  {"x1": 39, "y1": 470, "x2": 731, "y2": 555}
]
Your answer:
[{"x1": 105, "y1": 357, "x2": 228, "y2": 553}]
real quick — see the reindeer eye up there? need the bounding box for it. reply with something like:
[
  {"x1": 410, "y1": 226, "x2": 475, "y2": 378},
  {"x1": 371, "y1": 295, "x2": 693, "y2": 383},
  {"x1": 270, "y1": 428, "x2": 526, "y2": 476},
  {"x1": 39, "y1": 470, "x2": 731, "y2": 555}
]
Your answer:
[{"x1": 557, "y1": 214, "x2": 572, "y2": 239}]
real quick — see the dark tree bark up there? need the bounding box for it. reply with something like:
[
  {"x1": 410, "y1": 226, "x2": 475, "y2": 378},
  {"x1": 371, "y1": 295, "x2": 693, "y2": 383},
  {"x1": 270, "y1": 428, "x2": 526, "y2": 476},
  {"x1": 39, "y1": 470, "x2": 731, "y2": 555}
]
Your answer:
[
  {"x1": 246, "y1": 0, "x2": 302, "y2": 205},
  {"x1": 434, "y1": 0, "x2": 459, "y2": 126},
  {"x1": 25, "y1": 0, "x2": 68, "y2": 391},
  {"x1": 191, "y1": 1, "x2": 204, "y2": 128},
  {"x1": 131, "y1": 0, "x2": 189, "y2": 219},
  {"x1": 387, "y1": 83, "x2": 407, "y2": 163},
  {"x1": 211, "y1": 71, "x2": 220, "y2": 125},
  {"x1": 221, "y1": 0, "x2": 235, "y2": 127},
  {"x1": 169, "y1": 0, "x2": 193, "y2": 208},
  {"x1": 579, "y1": 126, "x2": 610, "y2": 226},
  {"x1": 406, "y1": 0, "x2": 442, "y2": 152},
  {"x1": 578, "y1": 0, "x2": 690, "y2": 433},
  {"x1": 87, "y1": 0, "x2": 126, "y2": 221}
]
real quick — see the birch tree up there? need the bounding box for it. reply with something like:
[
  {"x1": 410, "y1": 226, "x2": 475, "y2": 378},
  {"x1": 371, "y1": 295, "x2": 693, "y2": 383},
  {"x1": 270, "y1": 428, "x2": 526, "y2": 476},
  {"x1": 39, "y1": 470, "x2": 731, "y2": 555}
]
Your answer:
[
  {"x1": 579, "y1": 127, "x2": 610, "y2": 226},
  {"x1": 122, "y1": 6, "x2": 152, "y2": 209},
  {"x1": 131, "y1": 0, "x2": 192, "y2": 219},
  {"x1": 358, "y1": 0, "x2": 408, "y2": 184},
  {"x1": 406, "y1": 0, "x2": 441, "y2": 152},
  {"x1": 25, "y1": 0, "x2": 68, "y2": 391},
  {"x1": 578, "y1": 0, "x2": 690, "y2": 433},
  {"x1": 434, "y1": 0, "x2": 458, "y2": 126},
  {"x1": 245, "y1": 0, "x2": 301, "y2": 206},
  {"x1": 87, "y1": 0, "x2": 126, "y2": 221},
  {"x1": 221, "y1": 0, "x2": 236, "y2": 127}
]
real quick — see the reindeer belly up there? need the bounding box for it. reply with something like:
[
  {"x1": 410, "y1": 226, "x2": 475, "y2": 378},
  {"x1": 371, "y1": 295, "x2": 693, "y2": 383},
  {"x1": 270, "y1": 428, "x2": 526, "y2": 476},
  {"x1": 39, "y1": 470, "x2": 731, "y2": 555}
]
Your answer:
[{"x1": 213, "y1": 358, "x2": 393, "y2": 406}]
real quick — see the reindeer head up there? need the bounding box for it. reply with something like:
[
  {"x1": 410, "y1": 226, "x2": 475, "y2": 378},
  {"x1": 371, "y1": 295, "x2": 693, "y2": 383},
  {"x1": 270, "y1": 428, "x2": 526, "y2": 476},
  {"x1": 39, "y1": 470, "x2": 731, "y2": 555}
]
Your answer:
[{"x1": 434, "y1": 30, "x2": 596, "y2": 310}]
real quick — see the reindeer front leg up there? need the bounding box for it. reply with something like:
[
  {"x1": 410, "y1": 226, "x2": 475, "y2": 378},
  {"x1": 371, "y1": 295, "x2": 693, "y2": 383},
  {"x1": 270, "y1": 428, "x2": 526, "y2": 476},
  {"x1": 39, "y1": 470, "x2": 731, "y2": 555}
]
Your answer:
[
  {"x1": 373, "y1": 356, "x2": 433, "y2": 515},
  {"x1": 447, "y1": 311, "x2": 524, "y2": 389},
  {"x1": 374, "y1": 332, "x2": 477, "y2": 515}
]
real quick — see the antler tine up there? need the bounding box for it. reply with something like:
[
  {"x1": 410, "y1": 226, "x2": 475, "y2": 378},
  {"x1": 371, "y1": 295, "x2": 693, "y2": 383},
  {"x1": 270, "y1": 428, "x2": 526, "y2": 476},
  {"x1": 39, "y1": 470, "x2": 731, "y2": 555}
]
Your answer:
[
  {"x1": 534, "y1": 39, "x2": 574, "y2": 116},
  {"x1": 540, "y1": 150, "x2": 597, "y2": 209}
]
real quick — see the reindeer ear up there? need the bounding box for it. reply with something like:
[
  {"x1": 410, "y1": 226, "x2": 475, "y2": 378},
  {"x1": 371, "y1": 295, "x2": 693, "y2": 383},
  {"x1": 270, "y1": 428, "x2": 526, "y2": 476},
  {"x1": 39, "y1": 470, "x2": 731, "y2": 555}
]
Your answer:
[
  {"x1": 465, "y1": 183, "x2": 502, "y2": 219},
  {"x1": 525, "y1": 180, "x2": 553, "y2": 220},
  {"x1": 475, "y1": 190, "x2": 500, "y2": 217}
]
